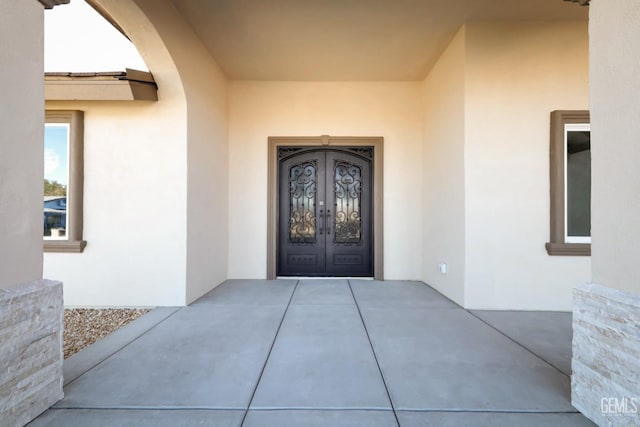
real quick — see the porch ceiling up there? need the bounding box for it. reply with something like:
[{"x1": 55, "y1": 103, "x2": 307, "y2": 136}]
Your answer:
[{"x1": 170, "y1": 0, "x2": 587, "y2": 81}]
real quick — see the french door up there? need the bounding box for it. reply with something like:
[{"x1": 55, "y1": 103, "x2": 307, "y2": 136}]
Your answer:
[{"x1": 278, "y1": 147, "x2": 373, "y2": 277}]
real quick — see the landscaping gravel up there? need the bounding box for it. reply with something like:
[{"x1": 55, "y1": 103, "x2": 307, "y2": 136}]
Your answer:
[{"x1": 63, "y1": 308, "x2": 150, "y2": 358}]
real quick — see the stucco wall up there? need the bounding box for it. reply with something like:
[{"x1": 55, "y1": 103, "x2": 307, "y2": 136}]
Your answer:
[
  {"x1": 573, "y1": 4, "x2": 640, "y2": 422},
  {"x1": 421, "y1": 27, "x2": 467, "y2": 306},
  {"x1": 43, "y1": 100, "x2": 187, "y2": 306},
  {"x1": 44, "y1": 0, "x2": 229, "y2": 306},
  {"x1": 135, "y1": 0, "x2": 230, "y2": 304},
  {"x1": 228, "y1": 81, "x2": 423, "y2": 280},
  {"x1": 130, "y1": 0, "x2": 229, "y2": 305},
  {"x1": 463, "y1": 22, "x2": 590, "y2": 310},
  {"x1": 590, "y1": 0, "x2": 640, "y2": 296},
  {"x1": 0, "y1": 0, "x2": 44, "y2": 288}
]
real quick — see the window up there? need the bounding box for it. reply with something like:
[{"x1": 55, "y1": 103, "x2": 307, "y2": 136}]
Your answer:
[
  {"x1": 44, "y1": 111, "x2": 86, "y2": 252},
  {"x1": 546, "y1": 110, "x2": 590, "y2": 256}
]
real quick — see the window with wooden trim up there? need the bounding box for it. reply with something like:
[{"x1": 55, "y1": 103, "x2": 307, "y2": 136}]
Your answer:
[
  {"x1": 546, "y1": 110, "x2": 590, "y2": 256},
  {"x1": 44, "y1": 110, "x2": 86, "y2": 252}
]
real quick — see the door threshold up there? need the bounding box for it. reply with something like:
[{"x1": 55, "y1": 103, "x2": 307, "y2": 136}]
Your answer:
[{"x1": 276, "y1": 277, "x2": 374, "y2": 280}]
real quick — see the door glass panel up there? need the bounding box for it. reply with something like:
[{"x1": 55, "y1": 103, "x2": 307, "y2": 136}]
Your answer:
[
  {"x1": 289, "y1": 160, "x2": 317, "y2": 243},
  {"x1": 334, "y1": 160, "x2": 362, "y2": 244}
]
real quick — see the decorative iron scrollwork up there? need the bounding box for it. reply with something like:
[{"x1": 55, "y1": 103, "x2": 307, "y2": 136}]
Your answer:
[
  {"x1": 279, "y1": 146, "x2": 373, "y2": 160},
  {"x1": 278, "y1": 147, "x2": 307, "y2": 160},
  {"x1": 333, "y1": 160, "x2": 362, "y2": 244},
  {"x1": 289, "y1": 160, "x2": 317, "y2": 244},
  {"x1": 343, "y1": 147, "x2": 374, "y2": 160}
]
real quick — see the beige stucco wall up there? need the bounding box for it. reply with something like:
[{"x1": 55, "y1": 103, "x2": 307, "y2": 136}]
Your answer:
[
  {"x1": 185, "y1": 68, "x2": 228, "y2": 304},
  {"x1": 419, "y1": 21, "x2": 590, "y2": 310},
  {"x1": 44, "y1": 0, "x2": 229, "y2": 306},
  {"x1": 0, "y1": 0, "x2": 44, "y2": 288},
  {"x1": 463, "y1": 22, "x2": 590, "y2": 310},
  {"x1": 421, "y1": 27, "x2": 467, "y2": 306},
  {"x1": 135, "y1": 0, "x2": 230, "y2": 304},
  {"x1": 590, "y1": 0, "x2": 640, "y2": 296},
  {"x1": 228, "y1": 81, "x2": 423, "y2": 279},
  {"x1": 43, "y1": 100, "x2": 187, "y2": 306},
  {"x1": 128, "y1": 0, "x2": 229, "y2": 304}
]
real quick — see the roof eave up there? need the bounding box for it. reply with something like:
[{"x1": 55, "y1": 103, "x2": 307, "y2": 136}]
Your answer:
[{"x1": 45, "y1": 69, "x2": 157, "y2": 102}]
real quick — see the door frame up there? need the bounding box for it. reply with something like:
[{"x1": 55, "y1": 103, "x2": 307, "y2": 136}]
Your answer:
[{"x1": 267, "y1": 135, "x2": 384, "y2": 280}]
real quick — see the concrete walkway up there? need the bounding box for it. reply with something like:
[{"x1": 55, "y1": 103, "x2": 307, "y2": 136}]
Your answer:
[{"x1": 30, "y1": 280, "x2": 595, "y2": 426}]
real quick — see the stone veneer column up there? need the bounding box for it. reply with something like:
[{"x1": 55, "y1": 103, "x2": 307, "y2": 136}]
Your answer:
[
  {"x1": 572, "y1": 284, "x2": 640, "y2": 425},
  {"x1": 0, "y1": 280, "x2": 64, "y2": 426},
  {"x1": 0, "y1": 1, "x2": 67, "y2": 425},
  {"x1": 577, "y1": 1, "x2": 640, "y2": 425}
]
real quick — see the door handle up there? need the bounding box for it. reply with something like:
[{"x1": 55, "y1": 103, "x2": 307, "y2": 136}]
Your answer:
[
  {"x1": 319, "y1": 209, "x2": 323, "y2": 235},
  {"x1": 326, "y1": 209, "x2": 331, "y2": 235}
]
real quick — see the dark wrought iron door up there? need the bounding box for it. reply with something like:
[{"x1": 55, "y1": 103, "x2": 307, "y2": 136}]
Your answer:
[{"x1": 278, "y1": 147, "x2": 373, "y2": 277}]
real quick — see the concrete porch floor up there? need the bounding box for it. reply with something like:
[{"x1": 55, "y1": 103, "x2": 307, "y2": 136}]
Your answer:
[{"x1": 30, "y1": 280, "x2": 595, "y2": 426}]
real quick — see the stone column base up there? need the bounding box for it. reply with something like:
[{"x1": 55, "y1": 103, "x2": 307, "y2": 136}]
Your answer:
[
  {"x1": 572, "y1": 283, "x2": 640, "y2": 426},
  {"x1": 0, "y1": 279, "x2": 63, "y2": 427}
]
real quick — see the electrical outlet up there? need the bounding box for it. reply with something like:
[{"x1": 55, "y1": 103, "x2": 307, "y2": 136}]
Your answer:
[{"x1": 438, "y1": 263, "x2": 447, "y2": 275}]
